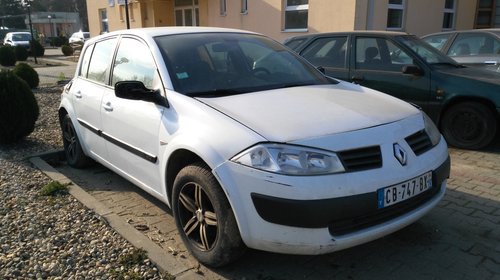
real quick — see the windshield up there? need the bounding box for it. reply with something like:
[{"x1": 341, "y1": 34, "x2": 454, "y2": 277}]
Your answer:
[
  {"x1": 396, "y1": 35, "x2": 459, "y2": 65},
  {"x1": 12, "y1": 33, "x2": 31, "y2": 41},
  {"x1": 155, "y1": 33, "x2": 331, "y2": 96}
]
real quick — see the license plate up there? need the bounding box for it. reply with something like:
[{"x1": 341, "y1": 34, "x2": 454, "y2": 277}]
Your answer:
[{"x1": 377, "y1": 171, "x2": 432, "y2": 208}]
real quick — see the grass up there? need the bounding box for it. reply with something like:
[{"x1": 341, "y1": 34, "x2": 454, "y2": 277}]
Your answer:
[{"x1": 39, "y1": 181, "x2": 69, "y2": 196}]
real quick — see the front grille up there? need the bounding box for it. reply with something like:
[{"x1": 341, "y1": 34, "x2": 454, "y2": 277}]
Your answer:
[
  {"x1": 405, "y1": 130, "x2": 433, "y2": 156},
  {"x1": 338, "y1": 146, "x2": 382, "y2": 172}
]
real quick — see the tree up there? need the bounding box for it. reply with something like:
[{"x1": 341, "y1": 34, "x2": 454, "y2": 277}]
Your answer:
[{"x1": 0, "y1": 0, "x2": 26, "y2": 29}]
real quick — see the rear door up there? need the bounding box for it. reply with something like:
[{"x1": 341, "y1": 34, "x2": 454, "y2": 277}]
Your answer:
[
  {"x1": 71, "y1": 38, "x2": 117, "y2": 159},
  {"x1": 349, "y1": 35, "x2": 432, "y2": 111},
  {"x1": 296, "y1": 35, "x2": 349, "y2": 81}
]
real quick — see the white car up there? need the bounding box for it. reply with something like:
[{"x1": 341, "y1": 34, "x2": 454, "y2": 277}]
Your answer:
[
  {"x1": 68, "y1": 31, "x2": 90, "y2": 44},
  {"x1": 3, "y1": 31, "x2": 31, "y2": 48},
  {"x1": 59, "y1": 27, "x2": 450, "y2": 267}
]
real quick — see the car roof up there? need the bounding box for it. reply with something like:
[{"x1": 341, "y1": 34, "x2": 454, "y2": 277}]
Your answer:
[
  {"x1": 6, "y1": 31, "x2": 31, "y2": 35},
  {"x1": 89, "y1": 27, "x2": 259, "y2": 43},
  {"x1": 422, "y1": 28, "x2": 500, "y2": 38},
  {"x1": 285, "y1": 30, "x2": 409, "y2": 41}
]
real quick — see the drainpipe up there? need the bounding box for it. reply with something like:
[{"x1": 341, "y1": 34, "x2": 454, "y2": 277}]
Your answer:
[{"x1": 125, "y1": 0, "x2": 130, "y2": 29}]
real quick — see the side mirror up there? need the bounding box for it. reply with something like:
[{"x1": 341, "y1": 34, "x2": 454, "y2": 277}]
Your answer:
[
  {"x1": 402, "y1": 65, "x2": 423, "y2": 76},
  {"x1": 115, "y1": 81, "x2": 168, "y2": 107},
  {"x1": 317, "y1": 66, "x2": 326, "y2": 74}
]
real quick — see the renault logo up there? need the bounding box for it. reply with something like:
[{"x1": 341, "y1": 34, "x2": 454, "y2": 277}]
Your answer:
[{"x1": 393, "y1": 143, "x2": 407, "y2": 166}]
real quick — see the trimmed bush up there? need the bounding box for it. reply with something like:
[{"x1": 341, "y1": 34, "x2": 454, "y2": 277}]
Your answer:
[
  {"x1": 61, "y1": 44, "x2": 74, "y2": 56},
  {"x1": 0, "y1": 70, "x2": 39, "y2": 144},
  {"x1": 14, "y1": 45, "x2": 29, "y2": 61},
  {"x1": 50, "y1": 36, "x2": 68, "y2": 47},
  {"x1": 0, "y1": 46, "x2": 16, "y2": 67},
  {"x1": 30, "y1": 40, "x2": 45, "y2": 57},
  {"x1": 13, "y1": 63, "x2": 39, "y2": 89}
]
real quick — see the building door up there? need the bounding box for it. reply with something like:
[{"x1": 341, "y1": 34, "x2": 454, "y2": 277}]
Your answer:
[{"x1": 175, "y1": 0, "x2": 199, "y2": 26}]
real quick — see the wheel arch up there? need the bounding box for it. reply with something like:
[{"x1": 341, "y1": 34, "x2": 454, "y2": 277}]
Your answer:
[
  {"x1": 439, "y1": 96, "x2": 498, "y2": 129},
  {"x1": 165, "y1": 149, "x2": 205, "y2": 206}
]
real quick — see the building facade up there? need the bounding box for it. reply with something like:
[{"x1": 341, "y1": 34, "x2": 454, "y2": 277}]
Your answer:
[
  {"x1": 26, "y1": 12, "x2": 83, "y2": 39},
  {"x1": 86, "y1": 0, "x2": 497, "y2": 41}
]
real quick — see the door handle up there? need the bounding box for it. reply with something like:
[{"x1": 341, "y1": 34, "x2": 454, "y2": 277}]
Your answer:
[
  {"x1": 351, "y1": 75, "x2": 364, "y2": 83},
  {"x1": 103, "y1": 102, "x2": 113, "y2": 112},
  {"x1": 74, "y1": 91, "x2": 82, "y2": 99},
  {"x1": 484, "y1": 60, "x2": 497, "y2": 65}
]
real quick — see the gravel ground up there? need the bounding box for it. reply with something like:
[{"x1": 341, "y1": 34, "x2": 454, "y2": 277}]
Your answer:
[{"x1": 0, "y1": 86, "x2": 170, "y2": 279}]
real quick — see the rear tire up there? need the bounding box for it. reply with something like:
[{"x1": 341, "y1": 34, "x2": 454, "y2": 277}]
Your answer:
[
  {"x1": 61, "y1": 114, "x2": 92, "y2": 168},
  {"x1": 172, "y1": 162, "x2": 246, "y2": 267},
  {"x1": 441, "y1": 102, "x2": 497, "y2": 149}
]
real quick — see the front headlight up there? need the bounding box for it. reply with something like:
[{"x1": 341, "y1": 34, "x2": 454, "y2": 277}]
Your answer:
[
  {"x1": 231, "y1": 143, "x2": 345, "y2": 175},
  {"x1": 423, "y1": 112, "x2": 441, "y2": 146}
]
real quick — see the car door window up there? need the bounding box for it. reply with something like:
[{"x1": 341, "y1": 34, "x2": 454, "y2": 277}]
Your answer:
[
  {"x1": 356, "y1": 37, "x2": 412, "y2": 71},
  {"x1": 284, "y1": 38, "x2": 306, "y2": 51},
  {"x1": 79, "y1": 44, "x2": 94, "y2": 78},
  {"x1": 300, "y1": 36, "x2": 347, "y2": 68},
  {"x1": 356, "y1": 37, "x2": 382, "y2": 70},
  {"x1": 447, "y1": 33, "x2": 500, "y2": 56},
  {"x1": 422, "y1": 34, "x2": 452, "y2": 51},
  {"x1": 87, "y1": 38, "x2": 117, "y2": 84},
  {"x1": 112, "y1": 38, "x2": 159, "y2": 89}
]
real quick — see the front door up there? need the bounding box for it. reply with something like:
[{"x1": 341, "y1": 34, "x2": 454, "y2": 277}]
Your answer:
[
  {"x1": 100, "y1": 37, "x2": 165, "y2": 195},
  {"x1": 350, "y1": 36, "x2": 432, "y2": 111}
]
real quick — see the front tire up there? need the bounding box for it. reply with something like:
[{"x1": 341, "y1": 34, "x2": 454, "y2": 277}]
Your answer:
[
  {"x1": 61, "y1": 114, "x2": 92, "y2": 168},
  {"x1": 172, "y1": 163, "x2": 246, "y2": 267},
  {"x1": 441, "y1": 102, "x2": 497, "y2": 150}
]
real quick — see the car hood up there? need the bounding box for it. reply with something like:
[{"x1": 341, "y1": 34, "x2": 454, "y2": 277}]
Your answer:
[
  {"x1": 197, "y1": 83, "x2": 419, "y2": 142},
  {"x1": 436, "y1": 66, "x2": 500, "y2": 85}
]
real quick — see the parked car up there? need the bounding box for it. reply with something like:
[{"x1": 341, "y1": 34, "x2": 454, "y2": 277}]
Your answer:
[
  {"x1": 59, "y1": 27, "x2": 450, "y2": 267},
  {"x1": 3, "y1": 31, "x2": 31, "y2": 49},
  {"x1": 422, "y1": 29, "x2": 500, "y2": 72},
  {"x1": 284, "y1": 31, "x2": 500, "y2": 149},
  {"x1": 68, "y1": 31, "x2": 90, "y2": 44}
]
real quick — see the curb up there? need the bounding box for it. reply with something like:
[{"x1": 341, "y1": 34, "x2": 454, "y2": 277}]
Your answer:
[{"x1": 29, "y1": 151, "x2": 203, "y2": 279}]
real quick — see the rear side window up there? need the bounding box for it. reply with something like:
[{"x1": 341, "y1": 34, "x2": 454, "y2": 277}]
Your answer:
[
  {"x1": 300, "y1": 36, "x2": 347, "y2": 68},
  {"x1": 87, "y1": 38, "x2": 117, "y2": 84},
  {"x1": 284, "y1": 38, "x2": 306, "y2": 51},
  {"x1": 79, "y1": 44, "x2": 94, "y2": 78}
]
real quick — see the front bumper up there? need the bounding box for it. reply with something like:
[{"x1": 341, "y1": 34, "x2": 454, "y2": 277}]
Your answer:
[
  {"x1": 213, "y1": 135, "x2": 450, "y2": 255},
  {"x1": 252, "y1": 156, "x2": 450, "y2": 235}
]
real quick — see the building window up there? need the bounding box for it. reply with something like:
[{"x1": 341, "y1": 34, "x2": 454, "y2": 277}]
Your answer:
[
  {"x1": 175, "y1": 0, "x2": 200, "y2": 26},
  {"x1": 119, "y1": 5, "x2": 124, "y2": 21},
  {"x1": 141, "y1": 3, "x2": 148, "y2": 20},
  {"x1": 220, "y1": 0, "x2": 227, "y2": 16},
  {"x1": 442, "y1": 0, "x2": 456, "y2": 30},
  {"x1": 241, "y1": 0, "x2": 248, "y2": 14},
  {"x1": 387, "y1": 0, "x2": 405, "y2": 30},
  {"x1": 475, "y1": 0, "x2": 495, "y2": 28},
  {"x1": 284, "y1": 0, "x2": 309, "y2": 31},
  {"x1": 129, "y1": 2, "x2": 134, "y2": 21},
  {"x1": 99, "y1": 9, "x2": 109, "y2": 34}
]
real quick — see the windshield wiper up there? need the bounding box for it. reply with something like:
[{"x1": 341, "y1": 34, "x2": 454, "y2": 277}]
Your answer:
[
  {"x1": 430, "y1": 62, "x2": 464, "y2": 68},
  {"x1": 189, "y1": 89, "x2": 246, "y2": 97}
]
